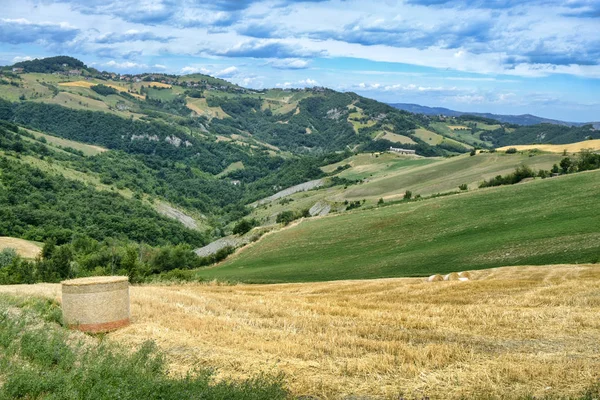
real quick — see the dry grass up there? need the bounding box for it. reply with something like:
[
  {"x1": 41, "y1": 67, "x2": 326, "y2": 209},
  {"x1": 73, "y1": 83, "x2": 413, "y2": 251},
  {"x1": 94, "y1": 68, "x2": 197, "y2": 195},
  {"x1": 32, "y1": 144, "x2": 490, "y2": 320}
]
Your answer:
[
  {"x1": 381, "y1": 131, "x2": 417, "y2": 145},
  {"x1": 2, "y1": 265, "x2": 599, "y2": 399},
  {"x1": 0, "y1": 237, "x2": 42, "y2": 258},
  {"x1": 447, "y1": 125, "x2": 470, "y2": 130},
  {"x1": 146, "y1": 82, "x2": 172, "y2": 88},
  {"x1": 186, "y1": 97, "x2": 228, "y2": 119},
  {"x1": 497, "y1": 139, "x2": 600, "y2": 153},
  {"x1": 59, "y1": 81, "x2": 145, "y2": 99}
]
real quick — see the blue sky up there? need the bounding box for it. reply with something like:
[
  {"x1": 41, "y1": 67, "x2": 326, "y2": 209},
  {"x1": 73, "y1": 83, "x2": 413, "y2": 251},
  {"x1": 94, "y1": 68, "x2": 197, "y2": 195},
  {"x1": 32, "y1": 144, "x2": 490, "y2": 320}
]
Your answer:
[{"x1": 1, "y1": 0, "x2": 599, "y2": 121}]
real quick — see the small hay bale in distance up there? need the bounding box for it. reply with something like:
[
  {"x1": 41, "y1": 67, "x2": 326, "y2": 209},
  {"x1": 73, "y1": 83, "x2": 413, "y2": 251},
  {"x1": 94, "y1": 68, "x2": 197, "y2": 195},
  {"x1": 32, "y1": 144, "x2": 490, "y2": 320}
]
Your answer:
[
  {"x1": 61, "y1": 276, "x2": 130, "y2": 333},
  {"x1": 443, "y1": 272, "x2": 460, "y2": 281},
  {"x1": 459, "y1": 271, "x2": 472, "y2": 280},
  {"x1": 427, "y1": 274, "x2": 444, "y2": 282}
]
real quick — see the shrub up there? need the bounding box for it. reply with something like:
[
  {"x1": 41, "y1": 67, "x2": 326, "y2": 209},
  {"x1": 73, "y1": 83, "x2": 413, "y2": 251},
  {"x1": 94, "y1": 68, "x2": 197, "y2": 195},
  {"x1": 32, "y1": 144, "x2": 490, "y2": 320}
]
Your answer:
[
  {"x1": 505, "y1": 147, "x2": 517, "y2": 154},
  {"x1": 459, "y1": 184, "x2": 468, "y2": 191},
  {"x1": 91, "y1": 84, "x2": 118, "y2": 96},
  {"x1": 404, "y1": 190, "x2": 412, "y2": 200},
  {"x1": 232, "y1": 218, "x2": 258, "y2": 236},
  {"x1": 276, "y1": 211, "x2": 296, "y2": 226}
]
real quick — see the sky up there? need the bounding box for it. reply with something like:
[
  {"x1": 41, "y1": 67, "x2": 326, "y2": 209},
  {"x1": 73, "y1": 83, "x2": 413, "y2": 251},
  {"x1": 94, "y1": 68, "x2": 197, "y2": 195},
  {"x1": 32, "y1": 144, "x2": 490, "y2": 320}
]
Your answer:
[{"x1": 0, "y1": 0, "x2": 599, "y2": 122}]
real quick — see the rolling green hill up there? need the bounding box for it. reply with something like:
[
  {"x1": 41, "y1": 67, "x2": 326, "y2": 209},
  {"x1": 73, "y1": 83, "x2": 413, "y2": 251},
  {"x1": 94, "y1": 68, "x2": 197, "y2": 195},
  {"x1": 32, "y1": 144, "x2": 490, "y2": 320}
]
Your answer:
[{"x1": 196, "y1": 170, "x2": 600, "y2": 283}]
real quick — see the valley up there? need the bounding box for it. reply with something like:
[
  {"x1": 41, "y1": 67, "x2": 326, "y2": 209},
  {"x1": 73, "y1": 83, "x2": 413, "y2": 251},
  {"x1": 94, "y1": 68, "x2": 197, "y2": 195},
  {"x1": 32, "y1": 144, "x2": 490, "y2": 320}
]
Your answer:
[{"x1": 1, "y1": 56, "x2": 599, "y2": 400}]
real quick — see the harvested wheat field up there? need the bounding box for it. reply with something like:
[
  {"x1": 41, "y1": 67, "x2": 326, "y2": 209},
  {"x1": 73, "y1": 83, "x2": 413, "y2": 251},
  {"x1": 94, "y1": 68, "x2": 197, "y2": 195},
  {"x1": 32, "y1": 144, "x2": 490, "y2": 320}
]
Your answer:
[
  {"x1": 2, "y1": 264, "x2": 600, "y2": 399},
  {"x1": 497, "y1": 139, "x2": 600, "y2": 154},
  {"x1": 0, "y1": 237, "x2": 42, "y2": 258}
]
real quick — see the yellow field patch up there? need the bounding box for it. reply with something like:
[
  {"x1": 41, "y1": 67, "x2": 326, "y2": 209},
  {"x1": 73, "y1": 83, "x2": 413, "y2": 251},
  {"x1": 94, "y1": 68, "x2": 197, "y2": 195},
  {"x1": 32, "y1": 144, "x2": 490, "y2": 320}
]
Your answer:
[
  {"x1": 3, "y1": 264, "x2": 600, "y2": 399},
  {"x1": 447, "y1": 125, "x2": 470, "y2": 130},
  {"x1": 186, "y1": 98, "x2": 228, "y2": 119},
  {"x1": 146, "y1": 82, "x2": 172, "y2": 89},
  {"x1": 497, "y1": 139, "x2": 600, "y2": 153},
  {"x1": 0, "y1": 237, "x2": 42, "y2": 258},
  {"x1": 59, "y1": 81, "x2": 95, "y2": 88}
]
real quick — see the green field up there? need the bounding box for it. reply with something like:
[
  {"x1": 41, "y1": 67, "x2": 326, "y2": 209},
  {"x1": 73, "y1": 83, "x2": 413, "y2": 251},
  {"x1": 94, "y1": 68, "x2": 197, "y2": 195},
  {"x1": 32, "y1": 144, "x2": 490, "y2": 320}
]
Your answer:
[
  {"x1": 413, "y1": 128, "x2": 444, "y2": 144},
  {"x1": 23, "y1": 128, "x2": 107, "y2": 156},
  {"x1": 429, "y1": 122, "x2": 493, "y2": 147},
  {"x1": 343, "y1": 152, "x2": 563, "y2": 199},
  {"x1": 196, "y1": 170, "x2": 600, "y2": 282},
  {"x1": 248, "y1": 151, "x2": 565, "y2": 222}
]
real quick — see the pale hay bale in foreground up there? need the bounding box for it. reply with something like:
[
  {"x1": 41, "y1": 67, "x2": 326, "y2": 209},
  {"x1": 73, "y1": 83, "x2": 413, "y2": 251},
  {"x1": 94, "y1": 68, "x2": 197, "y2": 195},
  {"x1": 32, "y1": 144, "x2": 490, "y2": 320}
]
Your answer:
[
  {"x1": 443, "y1": 272, "x2": 460, "y2": 281},
  {"x1": 427, "y1": 274, "x2": 444, "y2": 282},
  {"x1": 61, "y1": 276, "x2": 130, "y2": 333}
]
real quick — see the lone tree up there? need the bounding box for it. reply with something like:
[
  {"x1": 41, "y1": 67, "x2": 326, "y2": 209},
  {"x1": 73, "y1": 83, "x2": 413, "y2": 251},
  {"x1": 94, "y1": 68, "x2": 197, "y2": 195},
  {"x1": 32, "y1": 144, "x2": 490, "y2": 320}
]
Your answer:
[{"x1": 560, "y1": 157, "x2": 572, "y2": 174}]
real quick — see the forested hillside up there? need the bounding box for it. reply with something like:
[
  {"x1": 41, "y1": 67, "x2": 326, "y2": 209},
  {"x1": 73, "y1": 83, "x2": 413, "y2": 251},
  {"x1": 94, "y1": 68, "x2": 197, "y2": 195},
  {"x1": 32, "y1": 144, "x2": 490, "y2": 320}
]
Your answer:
[
  {"x1": 481, "y1": 123, "x2": 599, "y2": 146},
  {"x1": 1, "y1": 56, "x2": 596, "y2": 282}
]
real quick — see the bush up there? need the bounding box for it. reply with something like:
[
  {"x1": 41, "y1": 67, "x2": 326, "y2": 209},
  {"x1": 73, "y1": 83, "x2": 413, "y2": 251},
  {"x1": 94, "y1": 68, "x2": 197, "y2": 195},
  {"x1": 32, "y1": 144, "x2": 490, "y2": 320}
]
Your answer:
[
  {"x1": 232, "y1": 218, "x2": 258, "y2": 236},
  {"x1": 458, "y1": 184, "x2": 468, "y2": 191},
  {"x1": 505, "y1": 147, "x2": 517, "y2": 154},
  {"x1": 276, "y1": 211, "x2": 296, "y2": 226},
  {"x1": 404, "y1": 190, "x2": 412, "y2": 200},
  {"x1": 90, "y1": 84, "x2": 118, "y2": 96},
  {"x1": 480, "y1": 165, "x2": 536, "y2": 188}
]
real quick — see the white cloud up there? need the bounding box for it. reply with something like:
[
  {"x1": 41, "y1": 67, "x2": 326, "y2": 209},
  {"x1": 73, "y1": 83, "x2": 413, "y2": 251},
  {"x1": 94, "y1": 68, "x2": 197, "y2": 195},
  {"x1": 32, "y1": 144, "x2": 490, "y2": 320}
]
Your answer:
[
  {"x1": 181, "y1": 66, "x2": 211, "y2": 74},
  {"x1": 104, "y1": 60, "x2": 148, "y2": 69},
  {"x1": 276, "y1": 78, "x2": 319, "y2": 88},
  {"x1": 215, "y1": 66, "x2": 238, "y2": 78},
  {"x1": 12, "y1": 55, "x2": 33, "y2": 62},
  {"x1": 269, "y1": 58, "x2": 310, "y2": 69}
]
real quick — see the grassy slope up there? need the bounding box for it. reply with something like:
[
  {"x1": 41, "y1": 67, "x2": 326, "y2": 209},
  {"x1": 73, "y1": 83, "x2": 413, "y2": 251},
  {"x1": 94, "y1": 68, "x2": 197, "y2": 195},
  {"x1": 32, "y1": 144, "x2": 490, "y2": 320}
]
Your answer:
[
  {"x1": 197, "y1": 170, "x2": 600, "y2": 282},
  {"x1": 249, "y1": 152, "x2": 564, "y2": 222},
  {"x1": 22, "y1": 127, "x2": 107, "y2": 156},
  {"x1": 0, "y1": 237, "x2": 42, "y2": 258},
  {"x1": 343, "y1": 152, "x2": 563, "y2": 199}
]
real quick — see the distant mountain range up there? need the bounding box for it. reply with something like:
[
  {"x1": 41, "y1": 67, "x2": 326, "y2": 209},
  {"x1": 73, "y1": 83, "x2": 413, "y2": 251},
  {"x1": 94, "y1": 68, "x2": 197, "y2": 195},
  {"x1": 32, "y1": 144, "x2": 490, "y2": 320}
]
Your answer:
[{"x1": 389, "y1": 103, "x2": 599, "y2": 129}]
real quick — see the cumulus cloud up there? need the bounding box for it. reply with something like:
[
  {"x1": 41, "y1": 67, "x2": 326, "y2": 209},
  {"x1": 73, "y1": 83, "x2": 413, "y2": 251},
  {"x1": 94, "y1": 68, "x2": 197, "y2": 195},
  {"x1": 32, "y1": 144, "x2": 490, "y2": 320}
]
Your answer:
[
  {"x1": 104, "y1": 60, "x2": 148, "y2": 69},
  {"x1": 205, "y1": 40, "x2": 325, "y2": 58},
  {"x1": 0, "y1": 18, "x2": 80, "y2": 45},
  {"x1": 276, "y1": 78, "x2": 320, "y2": 87},
  {"x1": 95, "y1": 30, "x2": 176, "y2": 44},
  {"x1": 215, "y1": 66, "x2": 239, "y2": 78},
  {"x1": 269, "y1": 58, "x2": 310, "y2": 69},
  {"x1": 181, "y1": 66, "x2": 212, "y2": 74}
]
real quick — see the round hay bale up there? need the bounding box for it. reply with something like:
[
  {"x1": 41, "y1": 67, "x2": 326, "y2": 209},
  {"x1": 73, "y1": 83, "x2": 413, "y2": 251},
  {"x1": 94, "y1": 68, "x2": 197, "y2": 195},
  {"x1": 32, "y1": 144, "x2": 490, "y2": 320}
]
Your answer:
[
  {"x1": 61, "y1": 276, "x2": 130, "y2": 333},
  {"x1": 427, "y1": 274, "x2": 444, "y2": 282},
  {"x1": 443, "y1": 272, "x2": 460, "y2": 281},
  {"x1": 459, "y1": 271, "x2": 472, "y2": 280}
]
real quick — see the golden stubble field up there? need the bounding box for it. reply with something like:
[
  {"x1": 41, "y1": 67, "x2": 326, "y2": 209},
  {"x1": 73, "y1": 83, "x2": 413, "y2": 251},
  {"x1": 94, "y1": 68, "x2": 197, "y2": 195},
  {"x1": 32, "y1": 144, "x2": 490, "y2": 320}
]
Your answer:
[{"x1": 1, "y1": 265, "x2": 599, "y2": 399}]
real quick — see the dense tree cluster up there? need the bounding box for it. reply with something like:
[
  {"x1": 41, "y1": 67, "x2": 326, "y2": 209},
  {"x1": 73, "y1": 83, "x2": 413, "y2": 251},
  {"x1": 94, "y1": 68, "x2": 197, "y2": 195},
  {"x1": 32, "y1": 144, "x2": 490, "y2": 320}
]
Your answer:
[
  {"x1": 481, "y1": 124, "x2": 599, "y2": 147},
  {"x1": 0, "y1": 156, "x2": 205, "y2": 246},
  {"x1": 7, "y1": 56, "x2": 86, "y2": 73}
]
